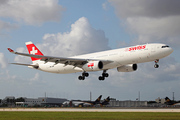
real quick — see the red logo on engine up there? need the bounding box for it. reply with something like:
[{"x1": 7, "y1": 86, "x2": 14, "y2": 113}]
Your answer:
[
  {"x1": 88, "y1": 63, "x2": 94, "y2": 67},
  {"x1": 128, "y1": 45, "x2": 146, "y2": 51}
]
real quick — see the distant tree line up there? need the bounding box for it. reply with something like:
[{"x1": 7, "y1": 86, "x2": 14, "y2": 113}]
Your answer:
[{"x1": 0, "y1": 97, "x2": 25, "y2": 107}]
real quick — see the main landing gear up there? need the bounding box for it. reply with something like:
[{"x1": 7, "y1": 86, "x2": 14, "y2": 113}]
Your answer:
[
  {"x1": 78, "y1": 72, "x2": 89, "y2": 80},
  {"x1": 78, "y1": 70, "x2": 109, "y2": 81},
  {"x1": 99, "y1": 70, "x2": 109, "y2": 81},
  {"x1": 154, "y1": 59, "x2": 159, "y2": 68}
]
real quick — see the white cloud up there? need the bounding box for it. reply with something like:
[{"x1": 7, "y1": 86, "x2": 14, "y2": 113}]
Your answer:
[
  {"x1": 109, "y1": 0, "x2": 180, "y2": 18},
  {"x1": 0, "y1": 0, "x2": 65, "y2": 25},
  {"x1": 0, "y1": 69, "x2": 47, "y2": 98},
  {"x1": 14, "y1": 47, "x2": 31, "y2": 63},
  {"x1": 124, "y1": 16, "x2": 180, "y2": 46},
  {"x1": 0, "y1": 52, "x2": 8, "y2": 68},
  {"x1": 14, "y1": 17, "x2": 110, "y2": 63},
  {"x1": 37, "y1": 17, "x2": 110, "y2": 57},
  {"x1": 102, "y1": 2, "x2": 108, "y2": 10},
  {"x1": 30, "y1": 73, "x2": 39, "y2": 81},
  {"x1": 3, "y1": 70, "x2": 17, "y2": 81},
  {"x1": 0, "y1": 20, "x2": 19, "y2": 31},
  {"x1": 109, "y1": 0, "x2": 180, "y2": 47},
  {"x1": 0, "y1": 69, "x2": 42, "y2": 84}
]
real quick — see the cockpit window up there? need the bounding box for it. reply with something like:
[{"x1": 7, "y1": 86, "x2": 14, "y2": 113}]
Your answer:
[{"x1": 162, "y1": 45, "x2": 169, "y2": 48}]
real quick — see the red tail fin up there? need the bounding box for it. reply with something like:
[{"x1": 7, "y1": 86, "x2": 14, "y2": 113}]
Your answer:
[{"x1": 25, "y1": 41, "x2": 44, "y2": 61}]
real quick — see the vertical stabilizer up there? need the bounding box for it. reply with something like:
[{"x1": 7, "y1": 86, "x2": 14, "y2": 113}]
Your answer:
[
  {"x1": 25, "y1": 41, "x2": 44, "y2": 62},
  {"x1": 165, "y1": 97, "x2": 171, "y2": 102},
  {"x1": 95, "y1": 95, "x2": 102, "y2": 103},
  {"x1": 101, "y1": 96, "x2": 110, "y2": 105}
]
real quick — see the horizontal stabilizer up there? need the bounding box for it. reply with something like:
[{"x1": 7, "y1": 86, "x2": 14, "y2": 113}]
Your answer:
[{"x1": 10, "y1": 63, "x2": 39, "y2": 69}]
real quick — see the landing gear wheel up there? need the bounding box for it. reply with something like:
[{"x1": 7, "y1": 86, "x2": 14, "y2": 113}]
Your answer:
[
  {"x1": 82, "y1": 76, "x2": 85, "y2": 80},
  {"x1": 99, "y1": 70, "x2": 109, "y2": 81},
  {"x1": 78, "y1": 76, "x2": 82, "y2": 80},
  {"x1": 78, "y1": 76, "x2": 85, "y2": 80},
  {"x1": 105, "y1": 73, "x2": 109, "y2": 77},
  {"x1": 154, "y1": 64, "x2": 159, "y2": 68},
  {"x1": 99, "y1": 76, "x2": 105, "y2": 81},
  {"x1": 79, "y1": 72, "x2": 89, "y2": 80},
  {"x1": 154, "y1": 59, "x2": 159, "y2": 68},
  {"x1": 102, "y1": 73, "x2": 109, "y2": 77},
  {"x1": 84, "y1": 73, "x2": 89, "y2": 77}
]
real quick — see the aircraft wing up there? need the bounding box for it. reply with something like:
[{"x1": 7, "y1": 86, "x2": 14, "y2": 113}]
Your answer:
[{"x1": 7, "y1": 48, "x2": 113, "y2": 67}]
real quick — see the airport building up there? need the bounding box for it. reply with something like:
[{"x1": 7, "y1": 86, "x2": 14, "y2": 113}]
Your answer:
[
  {"x1": 155, "y1": 97, "x2": 166, "y2": 104},
  {"x1": 16, "y1": 97, "x2": 67, "y2": 107},
  {"x1": 1, "y1": 96, "x2": 172, "y2": 108},
  {"x1": 109, "y1": 99, "x2": 147, "y2": 107}
]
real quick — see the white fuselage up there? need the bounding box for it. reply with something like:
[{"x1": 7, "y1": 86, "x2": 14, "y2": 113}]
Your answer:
[{"x1": 33, "y1": 43, "x2": 173, "y2": 74}]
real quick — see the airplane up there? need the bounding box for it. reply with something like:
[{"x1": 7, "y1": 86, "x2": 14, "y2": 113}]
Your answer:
[
  {"x1": 165, "y1": 97, "x2": 180, "y2": 105},
  {"x1": 7, "y1": 41, "x2": 173, "y2": 80},
  {"x1": 100, "y1": 96, "x2": 110, "y2": 106},
  {"x1": 63, "y1": 95, "x2": 102, "y2": 107}
]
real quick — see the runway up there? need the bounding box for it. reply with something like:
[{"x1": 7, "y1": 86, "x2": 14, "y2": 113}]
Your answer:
[{"x1": 0, "y1": 108, "x2": 180, "y2": 112}]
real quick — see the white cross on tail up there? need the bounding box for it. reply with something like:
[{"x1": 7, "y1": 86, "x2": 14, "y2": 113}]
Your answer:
[{"x1": 30, "y1": 47, "x2": 38, "y2": 55}]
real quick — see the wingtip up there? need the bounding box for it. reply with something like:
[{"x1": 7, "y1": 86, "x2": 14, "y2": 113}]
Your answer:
[{"x1": 7, "y1": 48, "x2": 15, "y2": 53}]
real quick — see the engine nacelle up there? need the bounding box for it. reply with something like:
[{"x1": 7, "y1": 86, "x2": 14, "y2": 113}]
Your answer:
[
  {"x1": 117, "y1": 64, "x2": 137, "y2": 72},
  {"x1": 82, "y1": 61, "x2": 103, "y2": 71}
]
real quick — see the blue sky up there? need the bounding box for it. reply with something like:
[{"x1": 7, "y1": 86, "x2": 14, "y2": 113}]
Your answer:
[{"x1": 0, "y1": 0, "x2": 180, "y2": 101}]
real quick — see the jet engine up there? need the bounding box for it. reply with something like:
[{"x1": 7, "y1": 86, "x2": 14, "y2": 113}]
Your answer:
[
  {"x1": 82, "y1": 61, "x2": 103, "y2": 71},
  {"x1": 117, "y1": 64, "x2": 137, "y2": 72}
]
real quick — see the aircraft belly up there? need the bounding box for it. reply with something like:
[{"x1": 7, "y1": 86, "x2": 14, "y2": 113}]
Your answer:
[
  {"x1": 38, "y1": 63, "x2": 82, "y2": 74},
  {"x1": 58, "y1": 64, "x2": 83, "y2": 74},
  {"x1": 38, "y1": 64, "x2": 60, "y2": 73},
  {"x1": 103, "y1": 62, "x2": 120, "y2": 69}
]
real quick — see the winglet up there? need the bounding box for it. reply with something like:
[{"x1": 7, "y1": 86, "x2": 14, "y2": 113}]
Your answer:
[{"x1": 7, "y1": 48, "x2": 15, "y2": 53}]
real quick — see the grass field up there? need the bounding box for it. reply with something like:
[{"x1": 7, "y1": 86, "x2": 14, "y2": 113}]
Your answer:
[{"x1": 0, "y1": 112, "x2": 180, "y2": 120}]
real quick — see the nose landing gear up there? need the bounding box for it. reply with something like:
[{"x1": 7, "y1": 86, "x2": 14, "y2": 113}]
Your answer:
[{"x1": 154, "y1": 59, "x2": 159, "y2": 68}]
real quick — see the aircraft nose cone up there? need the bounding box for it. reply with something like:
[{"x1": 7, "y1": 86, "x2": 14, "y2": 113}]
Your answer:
[
  {"x1": 166, "y1": 47, "x2": 174, "y2": 56},
  {"x1": 169, "y1": 47, "x2": 174, "y2": 54}
]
